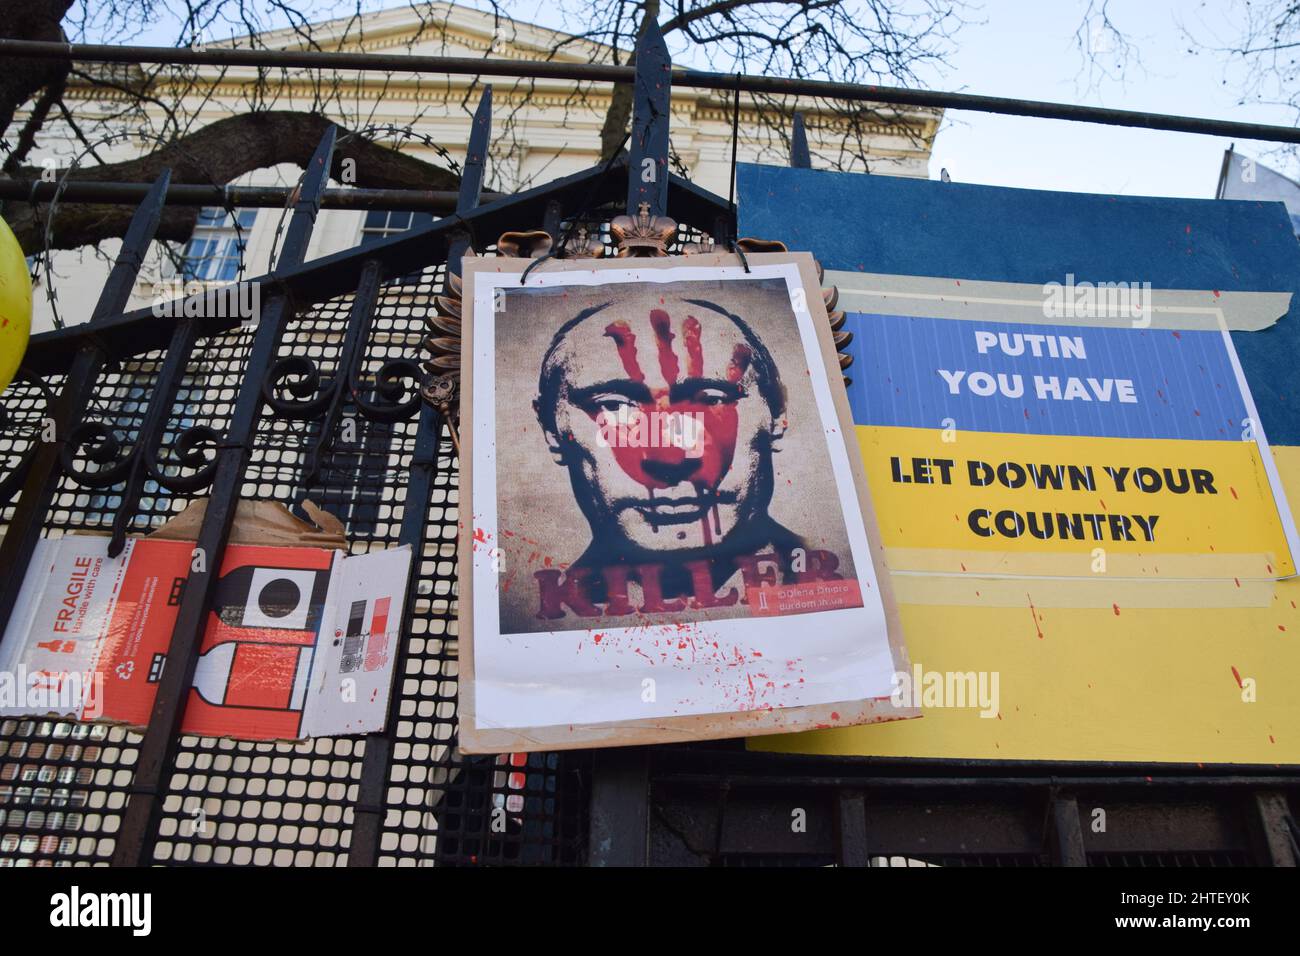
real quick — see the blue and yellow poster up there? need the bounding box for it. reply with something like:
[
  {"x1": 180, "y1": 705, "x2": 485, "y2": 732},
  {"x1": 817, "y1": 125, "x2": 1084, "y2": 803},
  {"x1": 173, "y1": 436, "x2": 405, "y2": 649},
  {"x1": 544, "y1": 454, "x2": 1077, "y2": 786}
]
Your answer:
[
  {"x1": 846, "y1": 292, "x2": 1297, "y2": 580},
  {"x1": 739, "y1": 165, "x2": 1300, "y2": 764}
]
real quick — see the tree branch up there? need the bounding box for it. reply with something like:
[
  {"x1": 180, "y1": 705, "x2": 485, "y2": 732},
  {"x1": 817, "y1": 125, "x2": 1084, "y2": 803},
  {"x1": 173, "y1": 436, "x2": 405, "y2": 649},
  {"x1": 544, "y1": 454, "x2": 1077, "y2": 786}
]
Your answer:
[{"x1": 6, "y1": 111, "x2": 461, "y2": 252}]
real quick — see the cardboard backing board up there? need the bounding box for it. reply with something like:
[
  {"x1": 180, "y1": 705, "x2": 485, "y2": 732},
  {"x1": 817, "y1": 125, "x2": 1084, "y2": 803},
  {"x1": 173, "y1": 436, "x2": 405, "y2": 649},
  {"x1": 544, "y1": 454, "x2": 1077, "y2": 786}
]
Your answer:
[
  {"x1": 738, "y1": 163, "x2": 1300, "y2": 764},
  {"x1": 457, "y1": 252, "x2": 914, "y2": 752}
]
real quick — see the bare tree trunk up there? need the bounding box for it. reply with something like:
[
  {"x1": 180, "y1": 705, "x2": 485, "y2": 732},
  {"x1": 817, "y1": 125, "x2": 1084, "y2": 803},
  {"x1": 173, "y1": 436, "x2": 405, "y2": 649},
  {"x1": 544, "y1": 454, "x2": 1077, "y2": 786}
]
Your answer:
[
  {"x1": 8, "y1": 111, "x2": 461, "y2": 252},
  {"x1": 0, "y1": 0, "x2": 75, "y2": 139},
  {"x1": 599, "y1": 0, "x2": 660, "y2": 162}
]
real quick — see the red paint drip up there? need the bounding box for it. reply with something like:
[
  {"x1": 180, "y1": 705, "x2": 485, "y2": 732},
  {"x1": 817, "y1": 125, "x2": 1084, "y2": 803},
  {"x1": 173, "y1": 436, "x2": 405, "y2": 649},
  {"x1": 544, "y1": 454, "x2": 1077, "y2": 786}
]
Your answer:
[
  {"x1": 604, "y1": 320, "x2": 645, "y2": 382},
  {"x1": 683, "y1": 315, "x2": 703, "y2": 377},
  {"x1": 649, "y1": 309, "x2": 680, "y2": 384}
]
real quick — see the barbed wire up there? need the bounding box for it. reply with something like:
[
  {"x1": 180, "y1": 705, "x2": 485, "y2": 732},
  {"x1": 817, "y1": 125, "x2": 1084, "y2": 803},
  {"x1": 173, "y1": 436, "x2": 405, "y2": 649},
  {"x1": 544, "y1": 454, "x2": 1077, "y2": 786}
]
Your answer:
[
  {"x1": 34, "y1": 126, "x2": 250, "y2": 331},
  {"x1": 263, "y1": 123, "x2": 464, "y2": 275}
]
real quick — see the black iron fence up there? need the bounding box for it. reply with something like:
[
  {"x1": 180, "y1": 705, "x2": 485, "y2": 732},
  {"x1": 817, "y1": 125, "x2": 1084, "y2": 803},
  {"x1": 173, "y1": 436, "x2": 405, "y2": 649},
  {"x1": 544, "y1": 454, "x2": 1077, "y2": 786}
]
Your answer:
[{"x1": 0, "y1": 24, "x2": 1296, "y2": 867}]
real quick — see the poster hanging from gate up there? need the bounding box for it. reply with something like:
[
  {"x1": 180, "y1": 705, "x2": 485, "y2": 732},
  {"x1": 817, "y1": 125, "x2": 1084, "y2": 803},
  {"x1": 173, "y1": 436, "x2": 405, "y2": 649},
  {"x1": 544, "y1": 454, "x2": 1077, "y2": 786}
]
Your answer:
[{"x1": 457, "y1": 253, "x2": 913, "y2": 752}]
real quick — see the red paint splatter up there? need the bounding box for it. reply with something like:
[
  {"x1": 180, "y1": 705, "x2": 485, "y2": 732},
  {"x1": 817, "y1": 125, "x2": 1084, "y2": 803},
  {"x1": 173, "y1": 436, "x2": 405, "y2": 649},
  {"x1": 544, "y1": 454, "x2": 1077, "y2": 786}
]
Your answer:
[
  {"x1": 1027, "y1": 594, "x2": 1044, "y2": 639},
  {"x1": 1231, "y1": 666, "x2": 1243, "y2": 688}
]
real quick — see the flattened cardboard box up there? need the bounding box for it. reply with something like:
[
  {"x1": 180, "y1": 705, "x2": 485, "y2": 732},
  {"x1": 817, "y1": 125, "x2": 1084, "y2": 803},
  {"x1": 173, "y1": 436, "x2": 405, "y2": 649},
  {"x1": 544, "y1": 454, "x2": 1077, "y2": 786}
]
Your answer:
[
  {"x1": 458, "y1": 252, "x2": 914, "y2": 752},
  {"x1": 0, "y1": 500, "x2": 410, "y2": 741}
]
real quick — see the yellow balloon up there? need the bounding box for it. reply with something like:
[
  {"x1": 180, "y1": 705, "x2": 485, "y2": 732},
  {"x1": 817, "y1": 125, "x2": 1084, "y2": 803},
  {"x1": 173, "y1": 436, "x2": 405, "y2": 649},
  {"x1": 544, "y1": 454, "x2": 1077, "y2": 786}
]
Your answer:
[{"x1": 0, "y1": 215, "x2": 31, "y2": 394}]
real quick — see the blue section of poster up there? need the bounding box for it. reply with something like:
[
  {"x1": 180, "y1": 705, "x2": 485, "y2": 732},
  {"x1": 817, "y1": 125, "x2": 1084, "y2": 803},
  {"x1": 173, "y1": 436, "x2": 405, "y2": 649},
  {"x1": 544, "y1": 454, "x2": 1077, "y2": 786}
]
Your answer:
[
  {"x1": 846, "y1": 313, "x2": 1248, "y2": 440},
  {"x1": 736, "y1": 163, "x2": 1300, "y2": 445}
]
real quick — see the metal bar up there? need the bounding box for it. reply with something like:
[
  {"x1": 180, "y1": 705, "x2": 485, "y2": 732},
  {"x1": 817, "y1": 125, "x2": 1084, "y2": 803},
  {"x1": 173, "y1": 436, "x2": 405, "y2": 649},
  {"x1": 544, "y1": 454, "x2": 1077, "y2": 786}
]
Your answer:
[
  {"x1": 446, "y1": 86, "x2": 491, "y2": 278},
  {"x1": 458, "y1": 87, "x2": 491, "y2": 215},
  {"x1": 646, "y1": 746, "x2": 1300, "y2": 776},
  {"x1": 835, "y1": 790, "x2": 870, "y2": 867},
  {"x1": 345, "y1": 407, "x2": 445, "y2": 867},
  {"x1": 94, "y1": 168, "x2": 174, "y2": 321},
  {"x1": 109, "y1": 129, "x2": 337, "y2": 866},
  {"x1": 0, "y1": 181, "x2": 498, "y2": 210},
  {"x1": 21, "y1": 158, "x2": 653, "y2": 377},
  {"x1": 1050, "y1": 793, "x2": 1088, "y2": 866},
  {"x1": 291, "y1": 258, "x2": 385, "y2": 498},
  {"x1": 105, "y1": 317, "x2": 201, "y2": 557},
  {"x1": 6, "y1": 38, "x2": 1300, "y2": 144},
  {"x1": 790, "y1": 112, "x2": 812, "y2": 169},
  {"x1": 627, "y1": 19, "x2": 671, "y2": 217},
  {"x1": 349, "y1": 87, "x2": 494, "y2": 868},
  {"x1": 659, "y1": 773, "x2": 1300, "y2": 789},
  {"x1": 589, "y1": 749, "x2": 651, "y2": 866},
  {"x1": 0, "y1": 170, "x2": 172, "y2": 635},
  {"x1": 580, "y1": 44, "x2": 663, "y2": 861},
  {"x1": 1252, "y1": 790, "x2": 1299, "y2": 866},
  {"x1": 586, "y1": 30, "x2": 671, "y2": 869}
]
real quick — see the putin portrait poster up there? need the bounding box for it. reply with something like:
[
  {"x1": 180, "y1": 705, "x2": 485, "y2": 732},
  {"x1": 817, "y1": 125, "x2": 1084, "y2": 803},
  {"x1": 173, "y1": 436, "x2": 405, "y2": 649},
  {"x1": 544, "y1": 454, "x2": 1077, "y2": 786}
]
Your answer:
[{"x1": 458, "y1": 253, "x2": 912, "y2": 752}]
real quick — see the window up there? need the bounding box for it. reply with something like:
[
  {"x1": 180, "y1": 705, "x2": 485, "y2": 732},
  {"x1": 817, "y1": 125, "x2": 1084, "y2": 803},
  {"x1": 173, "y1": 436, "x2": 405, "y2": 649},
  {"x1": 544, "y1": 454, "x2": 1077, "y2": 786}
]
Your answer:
[
  {"x1": 182, "y1": 207, "x2": 257, "y2": 282},
  {"x1": 311, "y1": 412, "x2": 396, "y2": 539},
  {"x1": 358, "y1": 210, "x2": 437, "y2": 286},
  {"x1": 358, "y1": 209, "x2": 435, "y2": 246}
]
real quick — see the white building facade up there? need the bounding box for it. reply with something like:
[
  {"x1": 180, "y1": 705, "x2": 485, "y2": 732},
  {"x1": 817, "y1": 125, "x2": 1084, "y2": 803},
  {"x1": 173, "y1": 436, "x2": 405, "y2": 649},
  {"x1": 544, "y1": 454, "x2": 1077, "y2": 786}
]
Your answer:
[{"x1": 22, "y1": 3, "x2": 940, "y2": 332}]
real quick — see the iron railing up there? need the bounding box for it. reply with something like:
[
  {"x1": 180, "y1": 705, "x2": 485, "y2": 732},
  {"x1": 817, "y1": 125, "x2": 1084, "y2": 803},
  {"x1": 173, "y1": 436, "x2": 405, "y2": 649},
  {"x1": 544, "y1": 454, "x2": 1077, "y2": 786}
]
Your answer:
[{"x1": 0, "y1": 22, "x2": 1296, "y2": 867}]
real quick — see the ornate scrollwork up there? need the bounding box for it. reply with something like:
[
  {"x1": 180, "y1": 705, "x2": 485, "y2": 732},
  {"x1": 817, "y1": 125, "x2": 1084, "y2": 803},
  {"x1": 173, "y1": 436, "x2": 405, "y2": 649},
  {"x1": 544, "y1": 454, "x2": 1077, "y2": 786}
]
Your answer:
[
  {"x1": 610, "y1": 202, "x2": 677, "y2": 257},
  {"x1": 496, "y1": 230, "x2": 553, "y2": 259},
  {"x1": 419, "y1": 254, "x2": 472, "y2": 449},
  {"x1": 60, "y1": 420, "x2": 135, "y2": 489},
  {"x1": 425, "y1": 265, "x2": 463, "y2": 380},
  {"x1": 562, "y1": 224, "x2": 606, "y2": 259},
  {"x1": 351, "y1": 358, "x2": 424, "y2": 424},
  {"x1": 262, "y1": 355, "x2": 334, "y2": 419},
  {"x1": 144, "y1": 424, "x2": 221, "y2": 493}
]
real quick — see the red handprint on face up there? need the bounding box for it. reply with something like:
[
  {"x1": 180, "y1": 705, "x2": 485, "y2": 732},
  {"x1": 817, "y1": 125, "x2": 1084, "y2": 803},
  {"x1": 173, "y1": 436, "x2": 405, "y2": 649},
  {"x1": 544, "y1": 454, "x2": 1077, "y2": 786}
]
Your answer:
[{"x1": 596, "y1": 309, "x2": 753, "y2": 544}]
